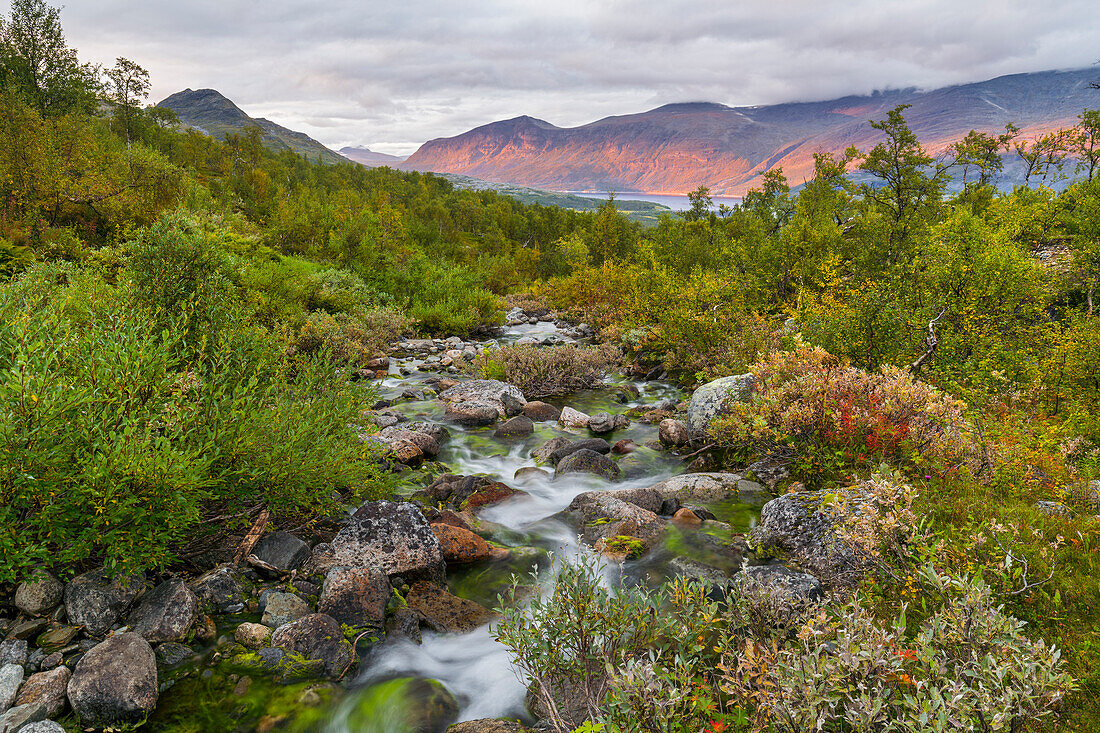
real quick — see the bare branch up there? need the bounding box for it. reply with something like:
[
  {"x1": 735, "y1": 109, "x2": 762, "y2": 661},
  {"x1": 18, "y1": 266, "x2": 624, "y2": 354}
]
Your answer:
[{"x1": 908, "y1": 307, "x2": 947, "y2": 373}]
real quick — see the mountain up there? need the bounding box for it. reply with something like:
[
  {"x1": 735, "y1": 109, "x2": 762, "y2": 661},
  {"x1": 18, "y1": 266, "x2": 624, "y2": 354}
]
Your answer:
[
  {"x1": 403, "y1": 69, "x2": 1100, "y2": 195},
  {"x1": 338, "y1": 146, "x2": 407, "y2": 167},
  {"x1": 158, "y1": 88, "x2": 346, "y2": 165}
]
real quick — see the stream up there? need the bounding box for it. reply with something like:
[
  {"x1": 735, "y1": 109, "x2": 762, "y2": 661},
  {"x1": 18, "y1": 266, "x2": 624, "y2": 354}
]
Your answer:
[{"x1": 317, "y1": 321, "x2": 763, "y2": 730}]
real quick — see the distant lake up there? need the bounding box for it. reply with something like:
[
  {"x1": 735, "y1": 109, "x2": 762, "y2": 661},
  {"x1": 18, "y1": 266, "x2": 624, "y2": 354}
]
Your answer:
[{"x1": 564, "y1": 191, "x2": 741, "y2": 212}]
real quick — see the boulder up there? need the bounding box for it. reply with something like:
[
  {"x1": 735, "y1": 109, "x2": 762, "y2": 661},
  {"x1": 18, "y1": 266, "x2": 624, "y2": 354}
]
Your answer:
[
  {"x1": 686, "y1": 374, "x2": 755, "y2": 436},
  {"x1": 13, "y1": 666, "x2": 70, "y2": 717},
  {"x1": 658, "y1": 419, "x2": 691, "y2": 447},
  {"x1": 0, "y1": 642, "x2": 27, "y2": 669},
  {"x1": 406, "y1": 582, "x2": 496, "y2": 633},
  {"x1": 750, "y1": 490, "x2": 872, "y2": 587},
  {"x1": 547, "y1": 438, "x2": 611, "y2": 466},
  {"x1": 127, "y1": 578, "x2": 198, "y2": 644},
  {"x1": 558, "y1": 407, "x2": 591, "y2": 429},
  {"x1": 645, "y1": 473, "x2": 768, "y2": 504},
  {"x1": 0, "y1": 703, "x2": 46, "y2": 732},
  {"x1": 0, "y1": 664, "x2": 22, "y2": 714},
  {"x1": 190, "y1": 566, "x2": 247, "y2": 614},
  {"x1": 611, "y1": 439, "x2": 636, "y2": 454},
  {"x1": 444, "y1": 400, "x2": 501, "y2": 426},
  {"x1": 522, "y1": 401, "x2": 561, "y2": 421},
  {"x1": 252, "y1": 531, "x2": 310, "y2": 575},
  {"x1": 494, "y1": 416, "x2": 534, "y2": 439},
  {"x1": 532, "y1": 436, "x2": 572, "y2": 464},
  {"x1": 155, "y1": 643, "x2": 195, "y2": 667},
  {"x1": 234, "y1": 623, "x2": 272, "y2": 650},
  {"x1": 318, "y1": 566, "x2": 391, "y2": 629},
  {"x1": 34, "y1": 626, "x2": 78, "y2": 653},
  {"x1": 261, "y1": 592, "x2": 311, "y2": 629},
  {"x1": 344, "y1": 677, "x2": 458, "y2": 732},
  {"x1": 334, "y1": 501, "x2": 445, "y2": 583},
  {"x1": 67, "y1": 633, "x2": 158, "y2": 728},
  {"x1": 18, "y1": 721, "x2": 65, "y2": 733},
  {"x1": 269, "y1": 614, "x2": 354, "y2": 678},
  {"x1": 439, "y1": 380, "x2": 526, "y2": 424},
  {"x1": 425, "y1": 475, "x2": 526, "y2": 510},
  {"x1": 63, "y1": 570, "x2": 146, "y2": 637},
  {"x1": 737, "y1": 564, "x2": 824, "y2": 606},
  {"x1": 588, "y1": 412, "x2": 629, "y2": 434},
  {"x1": 513, "y1": 466, "x2": 550, "y2": 482},
  {"x1": 13, "y1": 571, "x2": 63, "y2": 618},
  {"x1": 555, "y1": 449, "x2": 620, "y2": 481},
  {"x1": 564, "y1": 492, "x2": 666, "y2": 549},
  {"x1": 431, "y1": 524, "x2": 492, "y2": 564}
]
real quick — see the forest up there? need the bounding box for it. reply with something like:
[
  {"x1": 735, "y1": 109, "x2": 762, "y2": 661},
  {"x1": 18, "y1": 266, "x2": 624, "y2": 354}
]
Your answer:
[{"x1": 2, "y1": 0, "x2": 1100, "y2": 730}]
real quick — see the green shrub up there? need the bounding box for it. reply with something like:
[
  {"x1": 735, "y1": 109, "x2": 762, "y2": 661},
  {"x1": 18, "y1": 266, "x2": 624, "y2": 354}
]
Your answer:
[
  {"x1": 284, "y1": 307, "x2": 409, "y2": 366},
  {"x1": 0, "y1": 263, "x2": 388, "y2": 581},
  {"x1": 467, "y1": 344, "x2": 618, "y2": 398}
]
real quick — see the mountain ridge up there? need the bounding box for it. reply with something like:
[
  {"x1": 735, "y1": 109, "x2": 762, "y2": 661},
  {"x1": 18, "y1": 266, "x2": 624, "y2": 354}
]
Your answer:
[{"x1": 402, "y1": 68, "x2": 1099, "y2": 194}]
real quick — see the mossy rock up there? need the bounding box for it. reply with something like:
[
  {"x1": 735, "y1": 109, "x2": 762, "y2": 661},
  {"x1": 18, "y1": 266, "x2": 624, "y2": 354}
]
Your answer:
[{"x1": 343, "y1": 677, "x2": 459, "y2": 733}]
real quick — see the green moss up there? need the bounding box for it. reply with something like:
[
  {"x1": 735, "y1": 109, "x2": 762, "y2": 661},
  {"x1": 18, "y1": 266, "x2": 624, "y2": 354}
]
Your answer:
[{"x1": 603, "y1": 535, "x2": 647, "y2": 559}]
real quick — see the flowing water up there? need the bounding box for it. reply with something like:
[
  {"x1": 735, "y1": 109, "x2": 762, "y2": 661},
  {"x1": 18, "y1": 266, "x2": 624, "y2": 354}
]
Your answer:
[{"x1": 319, "y1": 323, "x2": 760, "y2": 730}]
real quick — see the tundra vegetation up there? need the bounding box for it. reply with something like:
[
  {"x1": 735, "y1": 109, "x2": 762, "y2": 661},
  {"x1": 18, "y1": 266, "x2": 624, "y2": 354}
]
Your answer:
[{"x1": 1, "y1": 1, "x2": 1100, "y2": 730}]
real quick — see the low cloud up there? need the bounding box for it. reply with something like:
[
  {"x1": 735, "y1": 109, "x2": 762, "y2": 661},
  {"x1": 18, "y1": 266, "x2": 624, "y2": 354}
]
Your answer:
[{"x1": 13, "y1": 0, "x2": 1098, "y2": 154}]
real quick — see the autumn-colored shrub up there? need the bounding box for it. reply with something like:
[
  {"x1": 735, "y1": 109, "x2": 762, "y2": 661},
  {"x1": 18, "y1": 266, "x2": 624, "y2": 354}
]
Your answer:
[
  {"x1": 710, "y1": 345, "x2": 978, "y2": 481},
  {"x1": 467, "y1": 343, "x2": 618, "y2": 398}
]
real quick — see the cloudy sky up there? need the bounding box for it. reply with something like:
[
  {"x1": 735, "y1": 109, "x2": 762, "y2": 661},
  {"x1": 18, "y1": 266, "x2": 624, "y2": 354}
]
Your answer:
[{"x1": 8, "y1": 0, "x2": 1099, "y2": 155}]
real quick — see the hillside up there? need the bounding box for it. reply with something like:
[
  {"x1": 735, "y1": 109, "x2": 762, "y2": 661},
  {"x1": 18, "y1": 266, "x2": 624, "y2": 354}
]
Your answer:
[
  {"x1": 403, "y1": 68, "x2": 1100, "y2": 194},
  {"x1": 339, "y1": 145, "x2": 407, "y2": 167},
  {"x1": 158, "y1": 88, "x2": 347, "y2": 165}
]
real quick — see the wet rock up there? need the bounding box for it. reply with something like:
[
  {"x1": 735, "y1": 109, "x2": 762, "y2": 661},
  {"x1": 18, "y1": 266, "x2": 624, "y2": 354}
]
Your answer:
[
  {"x1": 448, "y1": 720, "x2": 528, "y2": 733},
  {"x1": 431, "y1": 524, "x2": 492, "y2": 564},
  {"x1": 667, "y1": 557, "x2": 733, "y2": 589},
  {"x1": 600, "y1": 486, "x2": 665, "y2": 513},
  {"x1": 532, "y1": 436, "x2": 572, "y2": 464},
  {"x1": 335, "y1": 501, "x2": 446, "y2": 583},
  {"x1": 750, "y1": 489, "x2": 872, "y2": 588},
  {"x1": 63, "y1": 570, "x2": 146, "y2": 637},
  {"x1": 0, "y1": 642, "x2": 27, "y2": 668},
  {"x1": 513, "y1": 466, "x2": 550, "y2": 482},
  {"x1": 0, "y1": 703, "x2": 46, "y2": 732},
  {"x1": 0, "y1": 664, "x2": 23, "y2": 713},
  {"x1": 252, "y1": 531, "x2": 310, "y2": 575},
  {"x1": 234, "y1": 623, "x2": 272, "y2": 650},
  {"x1": 423, "y1": 509, "x2": 475, "y2": 532},
  {"x1": 261, "y1": 592, "x2": 311, "y2": 629},
  {"x1": 318, "y1": 566, "x2": 391, "y2": 629},
  {"x1": 406, "y1": 582, "x2": 496, "y2": 633},
  {"x1": 555, "y1": 449, "x2": 620, "y2": 481},
  {"x1": 522, "y1": 401, "x2": 561, "y2": 421},
  {"x1": 370, "y1": 424, "x2": 444, "y2": 464},
  {"x1": 558, "y1": 406, "x2": 591, "y2": 429},
  {"x1": 14, "y1": 666, "x2": 69, "y2": 717},
  {"x1": 345, "y1": 677, "x2": 458, "y2": 733},
  {"x1": 672, "y1": 508, "x2": 703, "y2": 527},
  {"x1": 658, "y1": 419, "x2": 691, "y2": 447},
  {"x1": 611, "y1": 439, "x2": 637, "y2": 454},
  {"x1": 67, "y1": 633, "x2": 158, "y2": 728},
  {"x1": 190, "y1": 566, "x2": 247, "y2": 614},
  {"x1": 686, "y1": 374, "x2": 755, "y2": 437},
  {"x1": 738, "y1": 564, "x2": 824, "y2": 606},
  {"x1": 548, "y1": 438, "x2": 611, "y2": 466},
  {"x1": 269, "y1": 614, "x2": 354, "y2": 678},
  {"x1": 444, "y1": 400, "x2": 501, "y2": 426},
  {"x1": 494, "y1": 415, "x2": 534, "y2": 439},
  {"x1": 588, "y1": 412, "x2": 629, "y2": 434},
  {"x1": 440, "y1": 380, "x2": 526, "y2": 424},
  {"x1": 646, "y1": 473, "x2": 768, "y2": 504},
  {"x1": 385, "y1": 607, "x2": 422, "y2": 645},
  {"x1": 127, "y1": 578, "x2": 198, "y2": 644},
  {"x1": 426, "y1": 474, "x2": 526, "y2": 510},
  {"x1": 564, "y1": 492, "x2": 666, "y2": 549},
  {"x1": 154, "y1": 642, "x2": 194, "y2": 667},
  {"x1": 14, "y1": 571, "x2": 63, "y2": 618}
]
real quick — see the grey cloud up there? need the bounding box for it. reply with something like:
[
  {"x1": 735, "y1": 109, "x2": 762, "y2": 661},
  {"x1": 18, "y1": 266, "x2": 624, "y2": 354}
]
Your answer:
[{"x1": 3, "y1": 0, "x2": 1095, "y2": 155}]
